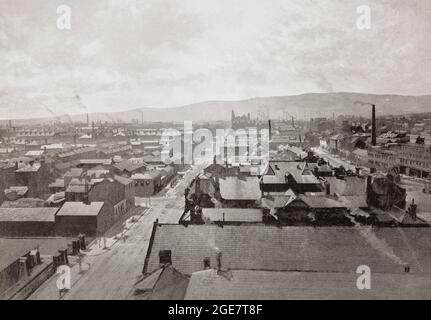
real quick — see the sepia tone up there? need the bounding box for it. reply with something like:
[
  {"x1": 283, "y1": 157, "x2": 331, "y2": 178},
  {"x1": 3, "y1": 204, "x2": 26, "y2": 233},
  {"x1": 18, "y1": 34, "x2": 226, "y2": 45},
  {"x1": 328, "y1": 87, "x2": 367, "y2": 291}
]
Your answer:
[{"x1": 0, "y1": 0, "x2": 431, "y2": 301}]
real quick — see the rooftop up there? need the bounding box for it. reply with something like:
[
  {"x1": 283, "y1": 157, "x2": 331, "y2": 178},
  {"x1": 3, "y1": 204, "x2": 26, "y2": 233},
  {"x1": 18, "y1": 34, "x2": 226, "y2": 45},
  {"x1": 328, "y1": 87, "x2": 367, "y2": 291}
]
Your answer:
[
  {"x1": 56, "y1": 201, "x2": 105, "y2": 217},
  {"x1": 114, "y1": 175, "x2": 133, "y2": 186},
  {"x1": 200, "y1": 208, "x2": 263, "y2": 223},
  {"x1": 145, "y1": 224, "x2": 431, "y2": 276},
  {"x1": 219, "y1": 176, "x2": 261, "y2": 201},
  {"x1": 185, "y1": 269, "x2": 431, "y2": 300},
  {"x1": 0, "y1": 207, "x2": 59, "y2": 222}
]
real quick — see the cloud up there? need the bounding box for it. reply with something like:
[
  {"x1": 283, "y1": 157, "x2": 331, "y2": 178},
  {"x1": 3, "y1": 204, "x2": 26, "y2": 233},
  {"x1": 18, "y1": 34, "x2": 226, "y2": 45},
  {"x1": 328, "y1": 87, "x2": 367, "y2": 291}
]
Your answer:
[
  {"x1": 0, "y1": 0, "x2": 431, "y2": 118},
  {"x1": 79, "y1": 40, "x2": 102, "y2": 57}
]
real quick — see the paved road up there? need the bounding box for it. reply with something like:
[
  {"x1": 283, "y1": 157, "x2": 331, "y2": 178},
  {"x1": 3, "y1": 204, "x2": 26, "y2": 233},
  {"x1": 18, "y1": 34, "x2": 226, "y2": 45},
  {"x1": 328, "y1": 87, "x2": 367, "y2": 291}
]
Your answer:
[{"x1": 29, "y1": 164, "x2": 204, "y2": 300}]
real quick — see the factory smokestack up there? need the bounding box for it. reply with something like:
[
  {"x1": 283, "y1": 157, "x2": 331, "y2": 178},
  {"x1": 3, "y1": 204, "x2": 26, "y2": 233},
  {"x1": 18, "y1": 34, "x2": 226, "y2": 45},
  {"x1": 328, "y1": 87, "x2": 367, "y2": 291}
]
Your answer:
[
  {"x1": 353, "y1": 101, "x2": 378, "y2": 146},
  {"x1": 268, "y1": 120, "x2": 272, "y2": 141},
  {"x1": 371, "y1": 104, "x2": 376, "y2": 146}
]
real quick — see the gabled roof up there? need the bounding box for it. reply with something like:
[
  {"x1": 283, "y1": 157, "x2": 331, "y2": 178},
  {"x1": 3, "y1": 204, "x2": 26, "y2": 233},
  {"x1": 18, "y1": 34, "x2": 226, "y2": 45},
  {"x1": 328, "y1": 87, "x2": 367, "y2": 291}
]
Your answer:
[
  {"x1": 114, "y1": 159, "x2": 147, "y2": 172},
  {"x1": 297, "y1": 195, "x2": 347, "y2": 209},
  {"x1": 134, "y1": 265, "x2": 189, "y2": 300}
]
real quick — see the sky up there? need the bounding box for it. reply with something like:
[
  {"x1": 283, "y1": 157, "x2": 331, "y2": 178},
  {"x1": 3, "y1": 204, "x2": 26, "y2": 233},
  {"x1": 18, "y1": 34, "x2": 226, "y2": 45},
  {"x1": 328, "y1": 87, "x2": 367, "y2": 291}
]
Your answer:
[{"x1": 0, "y1": 0, "x2": 431, "y2": 119}]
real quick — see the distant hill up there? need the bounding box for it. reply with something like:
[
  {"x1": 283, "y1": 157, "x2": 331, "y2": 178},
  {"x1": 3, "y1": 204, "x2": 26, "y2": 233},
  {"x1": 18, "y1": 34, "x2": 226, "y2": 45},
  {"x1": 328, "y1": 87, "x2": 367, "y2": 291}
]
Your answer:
[{"x1": 4, "y1": 92, "x2": 431, "y2": 125}]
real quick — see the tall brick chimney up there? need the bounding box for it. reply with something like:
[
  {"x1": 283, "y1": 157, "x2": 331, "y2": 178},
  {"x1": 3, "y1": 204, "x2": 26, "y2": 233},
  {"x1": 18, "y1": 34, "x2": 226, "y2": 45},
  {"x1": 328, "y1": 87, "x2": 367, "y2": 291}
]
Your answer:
[
  {"x1": 268, "y1": 120, "x2": 272, "y2": 141},
  {"x1": 371, "y1": 104, "x2": 376, "y2": 146}
]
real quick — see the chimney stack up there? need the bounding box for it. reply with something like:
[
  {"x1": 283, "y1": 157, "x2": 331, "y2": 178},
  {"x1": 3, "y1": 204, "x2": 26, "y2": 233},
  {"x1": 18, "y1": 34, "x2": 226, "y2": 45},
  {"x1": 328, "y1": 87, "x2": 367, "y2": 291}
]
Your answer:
[
  {"x1": 83, "y1": 179, "x2": 91, "y2": 205},
  {"x1": 325, "y1": 181, "x2": 331, "y2": 195},
  {"x1": 268, "y1": 120, "x2": 272, "y2": 141},
  {"x1": 203, "y1": 257, "x2": 211, "y2": 270},
  {"x1": 371, "y1": 104, "x2": 376, "y2": 146},
  {"x1": 408, "y1": 199, "x2": 417, "y2": 221},
  {"x1": 159, "y1": 250, "x2": 172, "y2": 267},
  {"x1": 216, "y1": 251, "x2": 222, "y2": 271}
]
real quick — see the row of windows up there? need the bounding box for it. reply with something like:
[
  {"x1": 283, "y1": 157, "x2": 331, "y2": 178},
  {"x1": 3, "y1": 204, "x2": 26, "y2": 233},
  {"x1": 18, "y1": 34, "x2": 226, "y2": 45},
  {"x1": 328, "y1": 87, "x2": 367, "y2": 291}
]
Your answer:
[{"x1": 134, "y1": 180, "x2": 151, "y2": 186}]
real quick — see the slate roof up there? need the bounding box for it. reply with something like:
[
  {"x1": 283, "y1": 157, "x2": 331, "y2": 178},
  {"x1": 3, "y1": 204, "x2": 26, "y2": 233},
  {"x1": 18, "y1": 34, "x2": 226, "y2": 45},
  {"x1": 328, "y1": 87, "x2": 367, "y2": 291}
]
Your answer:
[
  {"x1": 65, "y1": 179, "x2": 91, "y2": 193},
  {"x1": 336, "y1": 195, "x2": 368, "y2": 209},
  {"x1": 325, "y1": 176, "x2": 367, "y2": 196},
  {"x1": 0, "y1": 207, "x2": 58, "y2": 222},
  {"x1": 298, "y1": 195, "x2": 347, "y2": 208},
  {"x1": 219, "y1": 176, "x2": 261, "y2": 200},
  {"x1": 0, "y1": 237, "x2": 71, "y2": 271},
  {"x1": 114, "y1": 160, "x2": 147, "y2": 172},
  {"x1": 201, "y1": 208, "x2": 263, "y2": 223},
  {"x1": 185, "y1": 269, "x2": 431, "y2": 300},
  {"x1": 63, "y1": 168, "x2": 83, "y2": 178},
  {"x1": 4, "y1": 186, "x2": 28, "y2": 197},
  {"x1": 134, "y1": 265, "x2": 189, "y2": 300},
  {"x1": 79, "y1": 159, "x2": 112, "y2": 165},
  {"x1": 114, "y1": 175, "x2": 133, "y2": 186},
  {"x1": 146, "y1": 224, "x2": 431, "y2": 275},
  {"x1": 48, "y1": 178, "x2": 65, "y2": 189}
]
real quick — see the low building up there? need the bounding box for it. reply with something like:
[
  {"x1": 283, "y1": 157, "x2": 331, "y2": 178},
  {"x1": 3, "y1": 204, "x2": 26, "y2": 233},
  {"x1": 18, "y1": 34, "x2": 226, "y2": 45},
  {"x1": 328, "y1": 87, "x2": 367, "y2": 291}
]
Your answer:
[
  {"x1": 0, "y1": 207, "x2": 58, "y2": 237},
  {"x1": 113, "y1": 159, "x2": 147, "y2": 176},
  {"x1": 277, "y1": 195, "x2": 350, "y2": 225},
  {"x1": 261, "y1": 161, "x2": 323, "y2": 194},
  {"x1": 55, "y1": 201, "x2": 110, "y2": 236},
  {"x1": 132, "y1": 171, "x2": 162, "y2": 196},
  {"x1": 218, "y1": 176, "x2": 261, "y2": 208}
]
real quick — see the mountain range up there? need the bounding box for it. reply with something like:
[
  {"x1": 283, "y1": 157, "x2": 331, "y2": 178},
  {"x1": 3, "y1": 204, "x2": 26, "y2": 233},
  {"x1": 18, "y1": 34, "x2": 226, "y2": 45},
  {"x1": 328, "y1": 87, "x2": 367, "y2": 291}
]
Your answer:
[{"x1": 3, "y1": 92, "x2": 431, "y2": 125}]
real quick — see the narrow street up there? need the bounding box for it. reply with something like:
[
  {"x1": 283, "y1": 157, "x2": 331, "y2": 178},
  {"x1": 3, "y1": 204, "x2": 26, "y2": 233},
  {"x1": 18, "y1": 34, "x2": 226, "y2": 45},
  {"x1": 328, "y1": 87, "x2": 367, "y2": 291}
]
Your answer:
[{"x1": 28, "y1": 164, "x2": 204, "y2": 300}]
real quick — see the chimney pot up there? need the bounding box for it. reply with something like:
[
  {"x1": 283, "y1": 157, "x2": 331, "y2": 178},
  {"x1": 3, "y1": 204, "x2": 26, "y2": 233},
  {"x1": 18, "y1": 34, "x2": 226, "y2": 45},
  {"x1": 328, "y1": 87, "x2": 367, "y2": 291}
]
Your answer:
[
  {"x1": 216, "y1": 251, "x2": 222, "y2": 270},
  {"x1": 159, "y1": 250, "x2": 172, "y2": 266},
  {"x1": 203, "y1": 257, "x2": 211, "y2": 270},
  {"x1": 371, "y1": 104, "x2": 376, "y2": 146}
]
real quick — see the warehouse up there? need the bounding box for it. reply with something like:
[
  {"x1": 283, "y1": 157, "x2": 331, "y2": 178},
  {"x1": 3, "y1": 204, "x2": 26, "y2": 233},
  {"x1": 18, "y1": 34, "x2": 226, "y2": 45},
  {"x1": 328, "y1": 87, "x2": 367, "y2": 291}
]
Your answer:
[
  {"x1": 55, "y1": 201, "x2": 109, "y2": 237},
  {"x1": 0, "y1": 207, "x2": 58, "y2": 237}
]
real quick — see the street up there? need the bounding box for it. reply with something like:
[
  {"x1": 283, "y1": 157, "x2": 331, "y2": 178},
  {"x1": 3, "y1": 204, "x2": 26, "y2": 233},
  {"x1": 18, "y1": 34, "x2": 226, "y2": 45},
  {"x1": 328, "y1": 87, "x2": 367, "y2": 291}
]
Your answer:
[{"x1": 28, "y1": 164, "x2": 204, "y2": 300}]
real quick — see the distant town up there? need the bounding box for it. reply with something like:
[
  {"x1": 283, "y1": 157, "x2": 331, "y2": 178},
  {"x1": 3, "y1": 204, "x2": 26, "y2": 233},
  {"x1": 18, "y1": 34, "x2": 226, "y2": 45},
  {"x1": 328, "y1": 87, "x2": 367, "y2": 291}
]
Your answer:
[{"x1": 0, "y1": 101, "x2": 431, "y2": 300}]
